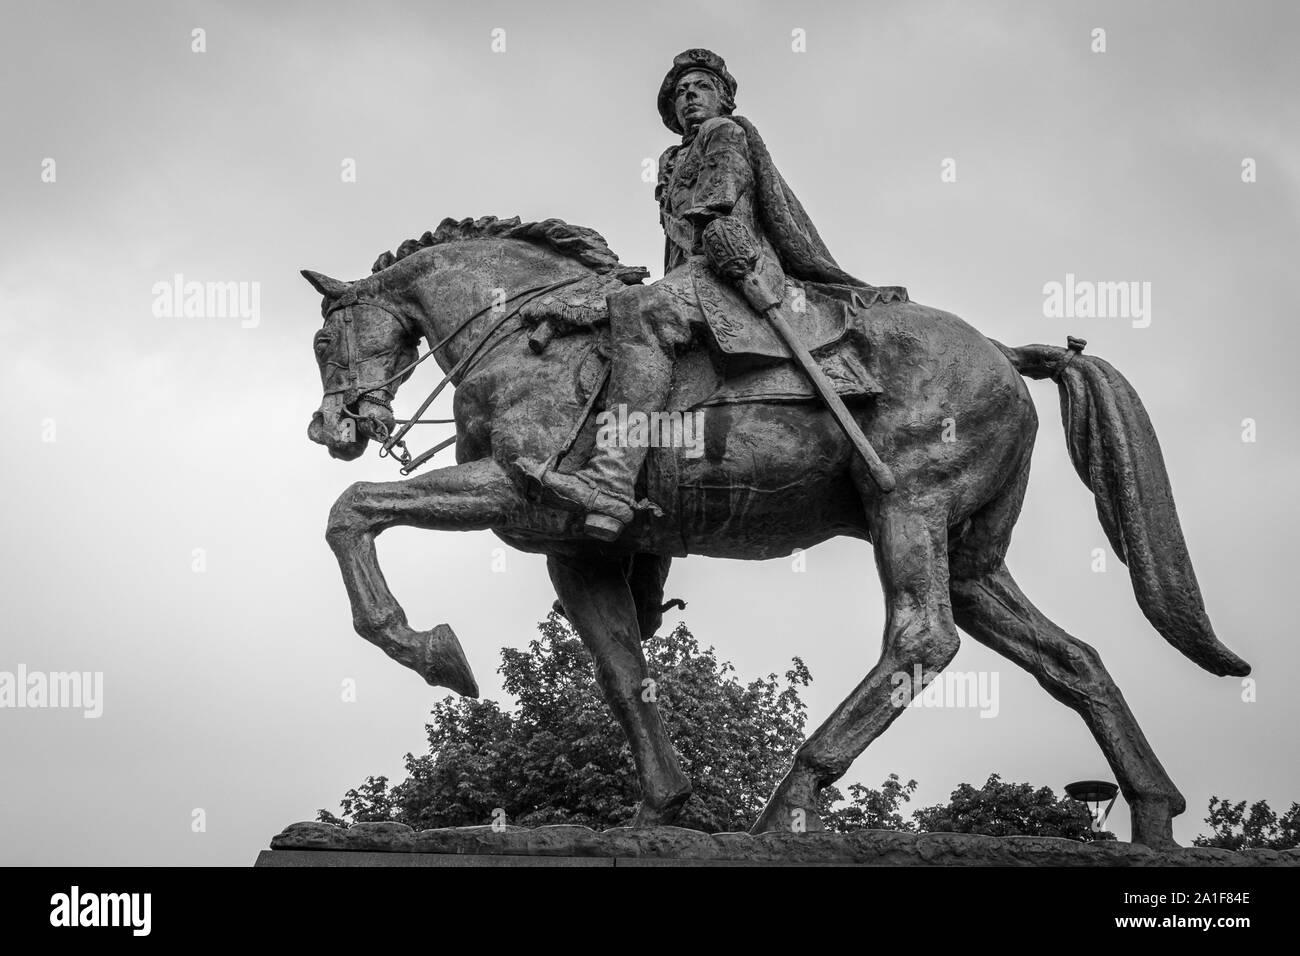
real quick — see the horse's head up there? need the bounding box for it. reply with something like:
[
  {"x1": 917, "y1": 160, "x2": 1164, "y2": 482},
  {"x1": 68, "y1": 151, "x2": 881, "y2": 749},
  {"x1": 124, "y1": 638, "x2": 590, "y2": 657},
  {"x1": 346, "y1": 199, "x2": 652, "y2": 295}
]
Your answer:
[{"x1": 302, "y1": 269, "x2": 419, "y2": 461}]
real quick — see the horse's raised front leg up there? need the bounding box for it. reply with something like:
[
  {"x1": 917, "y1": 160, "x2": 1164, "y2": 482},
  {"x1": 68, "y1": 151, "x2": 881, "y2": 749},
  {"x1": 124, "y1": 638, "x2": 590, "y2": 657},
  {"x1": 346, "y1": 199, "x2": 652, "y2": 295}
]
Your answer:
[
  {"x1": 325, "y1": 458, "x2": 526, "y2": 697},
  {"x1": 752, "y1": 502, "x2": 960, "y2": 834},
  {"x1": 547, "y1": 553, "x2": 692, "y2": 825}
]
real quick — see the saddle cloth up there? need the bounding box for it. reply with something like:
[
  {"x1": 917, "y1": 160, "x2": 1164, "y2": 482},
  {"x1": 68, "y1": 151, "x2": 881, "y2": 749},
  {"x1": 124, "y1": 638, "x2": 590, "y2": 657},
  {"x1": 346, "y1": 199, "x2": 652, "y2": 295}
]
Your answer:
[{"x1": 688, "y1": 256, "x2": 908, "y2": 360}]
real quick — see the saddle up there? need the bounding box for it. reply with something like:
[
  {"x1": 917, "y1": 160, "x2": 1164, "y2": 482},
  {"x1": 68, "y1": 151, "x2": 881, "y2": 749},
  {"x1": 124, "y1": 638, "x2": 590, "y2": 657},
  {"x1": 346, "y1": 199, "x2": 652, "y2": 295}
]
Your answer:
[
  {"x1": 521, "y1": 269, "x2": 906, "y2": 548},
  {"x1": 520, "y1": 269, "x2": 904, "y2": 409}
]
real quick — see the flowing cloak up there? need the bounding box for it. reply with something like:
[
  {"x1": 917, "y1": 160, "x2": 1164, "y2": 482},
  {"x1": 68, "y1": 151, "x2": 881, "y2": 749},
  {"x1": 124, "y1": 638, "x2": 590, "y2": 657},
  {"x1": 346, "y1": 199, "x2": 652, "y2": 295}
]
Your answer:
[
  {"x1": 728, "y1": 115, "x2": 873, "y2": 290},
  {"x1": 656, "y1": 114, "x2": 908, "y2": 360}
]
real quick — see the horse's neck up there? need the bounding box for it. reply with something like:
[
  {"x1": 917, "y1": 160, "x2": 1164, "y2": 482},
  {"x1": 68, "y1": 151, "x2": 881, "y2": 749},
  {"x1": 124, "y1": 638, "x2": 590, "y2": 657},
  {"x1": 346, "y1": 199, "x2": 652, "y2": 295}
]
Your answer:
[{"x1": 395, "y1": 241, "x2": 579, "y2": 373}]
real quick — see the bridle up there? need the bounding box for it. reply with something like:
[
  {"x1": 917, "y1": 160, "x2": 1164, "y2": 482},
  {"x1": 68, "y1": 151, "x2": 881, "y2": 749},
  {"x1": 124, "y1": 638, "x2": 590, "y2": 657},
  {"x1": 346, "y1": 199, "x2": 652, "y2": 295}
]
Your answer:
[{"x1": 321, "y1": 275, "x2": 585, "y2": 475}]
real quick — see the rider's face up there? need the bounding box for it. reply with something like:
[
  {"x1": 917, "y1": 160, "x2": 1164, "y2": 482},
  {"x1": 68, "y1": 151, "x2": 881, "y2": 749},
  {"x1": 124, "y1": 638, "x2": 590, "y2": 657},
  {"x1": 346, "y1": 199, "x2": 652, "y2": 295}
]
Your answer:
[{"x1": 674, "y1": 71, "x2": 723, "y2": 132}]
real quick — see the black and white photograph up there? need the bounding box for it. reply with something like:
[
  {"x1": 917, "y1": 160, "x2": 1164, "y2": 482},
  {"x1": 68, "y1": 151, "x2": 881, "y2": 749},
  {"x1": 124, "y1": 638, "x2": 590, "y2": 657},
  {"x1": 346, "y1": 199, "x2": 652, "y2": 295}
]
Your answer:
[{"x1": 2, "y1": 0, "x2": 1295, "y2": 940}]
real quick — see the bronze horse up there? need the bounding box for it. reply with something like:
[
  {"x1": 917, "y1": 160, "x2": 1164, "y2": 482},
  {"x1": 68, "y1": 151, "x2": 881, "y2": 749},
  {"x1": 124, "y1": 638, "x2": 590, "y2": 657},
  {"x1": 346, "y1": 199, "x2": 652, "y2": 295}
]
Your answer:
[{"x1": 304, "y1": 216, "x2": 1248, "y2": 847}]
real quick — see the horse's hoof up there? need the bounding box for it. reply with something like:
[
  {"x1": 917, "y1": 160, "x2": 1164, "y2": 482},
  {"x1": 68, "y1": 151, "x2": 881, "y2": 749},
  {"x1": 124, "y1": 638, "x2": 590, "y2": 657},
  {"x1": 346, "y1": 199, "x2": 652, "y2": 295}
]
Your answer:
[
  {"x1": 631, "y1": 790, "x2": 691, "y2": 828},
  {"x1": 419, "y1": 623, "x2": 479, "y2": 698},
  {"x1": 751, "y1": 802, "x2": 823, "y2": 835},
  {"x1": 1130, "y1": 796, "x2": 1181, "y2": 848},
  {"x1": 752, "y1": 766, "x2": 823, "y2": 834}
]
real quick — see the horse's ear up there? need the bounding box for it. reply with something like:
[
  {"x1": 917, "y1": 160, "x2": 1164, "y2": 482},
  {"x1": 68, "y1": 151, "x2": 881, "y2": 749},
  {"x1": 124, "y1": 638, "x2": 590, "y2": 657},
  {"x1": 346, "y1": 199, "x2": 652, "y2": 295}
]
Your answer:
[{"x1": 300, "y1": 269, "x2": 351, "y2": 299}]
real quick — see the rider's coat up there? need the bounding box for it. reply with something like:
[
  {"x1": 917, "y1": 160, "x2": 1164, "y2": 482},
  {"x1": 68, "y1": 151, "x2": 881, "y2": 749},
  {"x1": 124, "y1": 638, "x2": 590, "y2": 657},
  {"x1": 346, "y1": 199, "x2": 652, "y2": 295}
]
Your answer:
[{"x1": 654, "y1": 115, "x2": 901, "y2": 360}]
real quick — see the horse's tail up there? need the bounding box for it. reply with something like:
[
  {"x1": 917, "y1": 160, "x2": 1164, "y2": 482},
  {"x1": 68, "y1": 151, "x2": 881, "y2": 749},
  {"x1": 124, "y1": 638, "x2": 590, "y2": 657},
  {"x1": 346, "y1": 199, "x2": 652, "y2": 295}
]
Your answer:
[{"x1": 993, "y1": 337, "x2": 1250, "y2": 677}]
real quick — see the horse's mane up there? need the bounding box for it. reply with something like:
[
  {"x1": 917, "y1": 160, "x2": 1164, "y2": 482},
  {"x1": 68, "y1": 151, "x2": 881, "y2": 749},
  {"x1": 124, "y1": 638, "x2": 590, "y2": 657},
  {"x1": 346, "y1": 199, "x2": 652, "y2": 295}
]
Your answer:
[{"x1": 372, "y1": 216, "x2": 623, "y2": 275}]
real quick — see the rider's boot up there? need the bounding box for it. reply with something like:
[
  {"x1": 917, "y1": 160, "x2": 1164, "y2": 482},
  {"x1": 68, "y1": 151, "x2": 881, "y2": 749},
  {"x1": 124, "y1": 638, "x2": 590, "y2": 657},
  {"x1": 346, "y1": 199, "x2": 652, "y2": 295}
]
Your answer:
[{"x1": 530, "y1": 290, "x2": 674, "y2": 541}]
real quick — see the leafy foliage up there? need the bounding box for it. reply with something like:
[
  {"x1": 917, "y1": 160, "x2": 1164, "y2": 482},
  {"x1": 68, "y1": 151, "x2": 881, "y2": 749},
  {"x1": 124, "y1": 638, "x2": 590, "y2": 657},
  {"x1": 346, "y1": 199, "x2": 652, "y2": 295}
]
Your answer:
[
  {"x1": 1192, "y1": 796, "x2": 1300, "y2": 850},
  {"x1": 908, "y1": 773, "x2": 1112, "y2": 840},
  {"x1": 320, "y1": 615, "x2": 1112, "y2": 844},
  {"x1": 320, "y1": 612, "x2": 813, "y2": 833},
  {"x1": 821, "y1": 774, "x2": 919, "y2": 832}
]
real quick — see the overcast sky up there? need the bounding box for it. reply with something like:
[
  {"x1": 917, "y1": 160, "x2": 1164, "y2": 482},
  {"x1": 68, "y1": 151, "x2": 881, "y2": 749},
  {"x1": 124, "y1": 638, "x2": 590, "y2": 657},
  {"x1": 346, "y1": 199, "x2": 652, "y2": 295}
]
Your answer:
[{"x1": 1, "y1": 0, "x2": 1297, "y2": 864}]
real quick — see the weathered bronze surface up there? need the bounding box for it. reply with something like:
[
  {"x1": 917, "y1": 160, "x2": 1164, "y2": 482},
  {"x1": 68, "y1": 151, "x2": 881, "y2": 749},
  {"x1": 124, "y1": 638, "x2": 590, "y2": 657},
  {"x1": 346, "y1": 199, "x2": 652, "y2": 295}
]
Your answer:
[{"x1": 302, "y1": 50, "x2": 1248, "y2": 849}]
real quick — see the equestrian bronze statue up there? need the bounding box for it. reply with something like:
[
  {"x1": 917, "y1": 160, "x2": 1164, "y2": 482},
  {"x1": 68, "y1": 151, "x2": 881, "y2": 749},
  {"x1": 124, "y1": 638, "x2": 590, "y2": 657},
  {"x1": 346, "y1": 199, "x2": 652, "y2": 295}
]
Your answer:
[{"x1": 302, "y1": 49, "x2": 1248, "y2": 848}]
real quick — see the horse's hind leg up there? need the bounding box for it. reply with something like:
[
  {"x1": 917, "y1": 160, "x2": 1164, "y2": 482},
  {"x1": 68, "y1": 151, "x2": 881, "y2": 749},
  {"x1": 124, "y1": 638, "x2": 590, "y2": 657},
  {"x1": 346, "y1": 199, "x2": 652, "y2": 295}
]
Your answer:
[
  {"x1": 547, "y1": 553, "x2": 692, "y2": 824},
  {"x1": 753, "y1": 500, "x2": 960, "y2": 834},
  {"x1": 950, "y1": 563, "x2": 1185, "y2": 846},
  {"x1": 949, "y1": 469, "x2": 1185, "y2": 847},
  {"x1": 325, "y1": 458, "x2": 526, "y2": 697}
]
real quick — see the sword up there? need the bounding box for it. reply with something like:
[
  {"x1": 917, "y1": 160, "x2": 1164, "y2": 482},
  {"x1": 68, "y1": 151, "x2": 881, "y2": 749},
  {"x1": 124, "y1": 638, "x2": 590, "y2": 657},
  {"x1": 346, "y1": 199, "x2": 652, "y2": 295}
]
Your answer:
[
  {"x1": 702, "y1": 216, "x2": 896, "y2": 494},
  {"x1": 754, "y1": 294, "x2": 896, "y2": 495}
]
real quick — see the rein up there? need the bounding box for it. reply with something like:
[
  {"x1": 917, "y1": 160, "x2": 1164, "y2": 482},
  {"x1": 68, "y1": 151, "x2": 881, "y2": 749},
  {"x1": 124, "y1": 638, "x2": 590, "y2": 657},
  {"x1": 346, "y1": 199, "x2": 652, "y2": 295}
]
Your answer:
[{"x1": 325, "y1": 275, "x2": 585, "y2": 475}]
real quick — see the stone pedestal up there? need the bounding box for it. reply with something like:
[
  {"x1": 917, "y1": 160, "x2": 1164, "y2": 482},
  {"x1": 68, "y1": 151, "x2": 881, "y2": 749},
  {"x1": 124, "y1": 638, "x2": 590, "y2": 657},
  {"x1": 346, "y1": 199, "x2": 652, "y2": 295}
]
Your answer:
[{"x1": 254, "y1": 821, "x2": 1299, "y2": 867}]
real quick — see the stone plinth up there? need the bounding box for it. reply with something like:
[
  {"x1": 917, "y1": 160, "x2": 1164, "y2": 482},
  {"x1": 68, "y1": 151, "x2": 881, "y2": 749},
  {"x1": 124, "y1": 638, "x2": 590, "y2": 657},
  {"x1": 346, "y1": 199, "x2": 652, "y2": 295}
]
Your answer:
[{"x1": 254, "y1": 821, "x2": 1300, "y2": 867}]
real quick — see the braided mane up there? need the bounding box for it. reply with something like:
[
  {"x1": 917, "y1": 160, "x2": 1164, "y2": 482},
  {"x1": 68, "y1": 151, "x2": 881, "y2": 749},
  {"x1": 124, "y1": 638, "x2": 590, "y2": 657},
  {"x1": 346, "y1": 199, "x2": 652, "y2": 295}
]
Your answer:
[{"x1": 372, "y1": 216, "x2": 623, "y2": 275}]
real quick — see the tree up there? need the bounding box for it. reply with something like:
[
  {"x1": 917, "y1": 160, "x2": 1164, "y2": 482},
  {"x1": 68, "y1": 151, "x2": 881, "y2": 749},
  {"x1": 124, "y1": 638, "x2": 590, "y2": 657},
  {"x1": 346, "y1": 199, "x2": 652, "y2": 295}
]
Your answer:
[
  {"x1": 1192, "y1": 796, "x2": 1300, "y2": 850},
  {"x1": 320, "y1": 612, "x2": 814, "y2": 833},
  {"x1": 909, "y1": 773, "x2": 1112, "y2": 841},
  {"x1": 320, "y1": 613, "x2": 1110, "y2": 844},
  {"x1": 821, "y1": 774, "x2": 919, "y2": 832}
]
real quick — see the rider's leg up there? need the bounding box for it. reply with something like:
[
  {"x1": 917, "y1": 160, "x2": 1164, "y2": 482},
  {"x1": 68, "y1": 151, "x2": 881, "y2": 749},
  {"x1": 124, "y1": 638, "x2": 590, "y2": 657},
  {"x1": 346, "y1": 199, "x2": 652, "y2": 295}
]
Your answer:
[{"x1": 536, "y1": 281, "x2": 697, "y2": 540}]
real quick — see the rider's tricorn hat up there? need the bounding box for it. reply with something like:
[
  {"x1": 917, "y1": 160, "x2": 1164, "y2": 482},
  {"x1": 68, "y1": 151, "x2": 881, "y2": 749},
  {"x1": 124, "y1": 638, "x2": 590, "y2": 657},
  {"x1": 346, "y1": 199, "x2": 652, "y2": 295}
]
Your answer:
[{"x1": 657, "y1": 48, "x2": 738, "y2": 134}]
